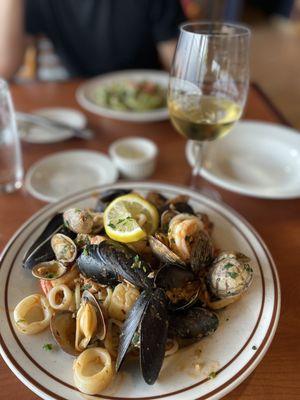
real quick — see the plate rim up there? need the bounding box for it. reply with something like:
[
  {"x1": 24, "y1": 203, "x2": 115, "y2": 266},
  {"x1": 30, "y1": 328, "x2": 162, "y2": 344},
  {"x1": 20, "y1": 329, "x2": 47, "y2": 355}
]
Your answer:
[
  {"x1": 24, "y1": 149, "x2": 119, "y2": 202},
  {"x1": 0, "y1": 181, "x2": 281, "y2": 400},
  {"x1": 76, "y1": 69, "x2": 169, "y2": 122},
  {"x1": 186, "y1": 120, "x2": 300, "y2": 199}
]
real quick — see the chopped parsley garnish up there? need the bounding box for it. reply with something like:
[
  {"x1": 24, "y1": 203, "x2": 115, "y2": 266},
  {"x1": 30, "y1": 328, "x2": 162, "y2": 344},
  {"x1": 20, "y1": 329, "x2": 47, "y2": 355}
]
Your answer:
[
  {"x1": 45, "y1": 273, "x2": 55, "y2": 279},
  {"x1": 245, "y1": 264, "x2": 253, "y2": 273},
  {"x1": 75, "y1": 208, "x2": 81, "y2": 213},
  {"x1": 131, "y1": 255, "x2": 142, "y2": 270},
  {"x1": 43, "y1": 343, "x2": 53, "y2": 351},
  {"x1": 208, "y1": 371, "x2": 217, "y2": 379},
  {"x1": 108, "y1": 222, "x2": 116, "y2": 229},
  {"x1": 228, "y1": 271, "x2": 239, "y2": 279},
  {"x1": 82, "y1": 247, "x2": 89, "y2": 256},
  {"x1": 224, "y1": 263, "x2": 234, "y2": 270},
  {"x1": 252, "y1": 345, "x2": 257, "y2": 351},
  {"x1": 17, "y1": 319, "x2": 26, "y2": 324}
]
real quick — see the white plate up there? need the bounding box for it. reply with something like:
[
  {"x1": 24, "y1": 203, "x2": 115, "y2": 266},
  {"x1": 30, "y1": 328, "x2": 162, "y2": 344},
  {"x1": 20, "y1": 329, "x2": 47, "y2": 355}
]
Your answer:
[
  {"x1": 25, "y1": 150, "x2": 118, "y2": 202},
  {"x1": 19, "y1": 108, "x2": 87, "y2": 143},
  {"x1": 186, "y1": 120, "x2": 300, "y2": 199},
  {"x1": 0, "y1": 182, "x2": 280, "y2": 400},
  {"x1": 76, "y1": 70, "x2": 169, "y2": 122}
]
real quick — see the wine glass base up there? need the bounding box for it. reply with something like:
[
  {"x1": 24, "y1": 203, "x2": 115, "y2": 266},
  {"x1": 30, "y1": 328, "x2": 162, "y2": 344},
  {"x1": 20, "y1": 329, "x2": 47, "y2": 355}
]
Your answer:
[{"x1": 0, "y1": 180, "x2": 23, "y2": 194}]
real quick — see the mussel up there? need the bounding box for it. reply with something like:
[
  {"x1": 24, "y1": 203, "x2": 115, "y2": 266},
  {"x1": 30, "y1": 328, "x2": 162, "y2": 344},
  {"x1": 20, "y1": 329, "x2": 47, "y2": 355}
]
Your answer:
[
  {"x1": 32, "y1": 260, "x2": 67, "y2": 280},
  {"x1": 208, "y1": 252, "x2": 253, "y2": 299},
  {"x1": 116, "y1": 288, "x2": 168, "y2": 385},
  {"x1": 95, "y1": 189, "x2": 131, "y2": 212},
  {"x1": 77, "y1": 240, "x2": 153, "y2": 289},
  {"x1": 51, "y1": 233, "x2": 77, "y2": 263},
  {"x1": 22, "y1": 213, "x2": 76, "y2": 270},
  {"x1": 168, "y1": 307, "x2": 219, "y2": 339},
  {"x1": 154, "y1": 264, "x2": 199, "y2": 310}
]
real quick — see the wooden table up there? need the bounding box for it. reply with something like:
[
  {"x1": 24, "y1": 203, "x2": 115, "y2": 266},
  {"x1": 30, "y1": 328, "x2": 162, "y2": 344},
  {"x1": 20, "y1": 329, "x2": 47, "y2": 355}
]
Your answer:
[{"x1": 0, "y1": 81, "x2": 299, "y2": 400}]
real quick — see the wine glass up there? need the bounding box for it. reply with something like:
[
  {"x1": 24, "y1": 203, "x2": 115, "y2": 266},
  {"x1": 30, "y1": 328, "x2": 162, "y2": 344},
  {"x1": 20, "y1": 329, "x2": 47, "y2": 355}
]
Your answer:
[{"x1": 168, "y1": 22, "x2": 250, "y2": 191}]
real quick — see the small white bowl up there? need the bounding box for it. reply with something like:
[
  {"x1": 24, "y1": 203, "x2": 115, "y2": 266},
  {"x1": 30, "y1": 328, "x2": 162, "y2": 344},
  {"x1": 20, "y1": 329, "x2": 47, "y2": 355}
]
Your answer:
[{"x1": 109, "y1": 137, "x2": 158, "y2": 179}]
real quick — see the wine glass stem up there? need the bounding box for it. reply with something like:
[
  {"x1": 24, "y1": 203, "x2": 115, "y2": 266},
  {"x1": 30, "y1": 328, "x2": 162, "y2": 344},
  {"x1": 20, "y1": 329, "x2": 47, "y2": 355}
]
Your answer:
[{"x1": 190, "y1": 141, "x2": 204, "y2": 189}]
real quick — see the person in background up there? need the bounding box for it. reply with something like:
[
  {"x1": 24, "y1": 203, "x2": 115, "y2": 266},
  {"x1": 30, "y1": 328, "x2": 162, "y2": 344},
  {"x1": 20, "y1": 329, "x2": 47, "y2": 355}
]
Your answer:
[{"x1": 0, "y1": 0, "x2": 185, "y2": 80}]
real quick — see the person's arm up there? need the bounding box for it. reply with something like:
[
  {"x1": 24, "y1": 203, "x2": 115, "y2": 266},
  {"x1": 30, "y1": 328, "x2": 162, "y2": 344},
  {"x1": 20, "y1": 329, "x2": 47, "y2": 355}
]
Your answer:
[
  {"x1": 157, "y1": 39, "x2": 177, "y2": 71},
  {"x1": 0, "y1": 0, "x2": 27, "y2": 80},
  {"x1": 150, "y1": 0, "x2": 185, "y2": 71}
]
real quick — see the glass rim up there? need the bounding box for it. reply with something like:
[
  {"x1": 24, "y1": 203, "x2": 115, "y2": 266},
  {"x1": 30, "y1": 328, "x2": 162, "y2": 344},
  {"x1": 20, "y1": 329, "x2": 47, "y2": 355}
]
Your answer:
[{"x1": 179, "y1": 21, "x2": 251, "y2": 38}]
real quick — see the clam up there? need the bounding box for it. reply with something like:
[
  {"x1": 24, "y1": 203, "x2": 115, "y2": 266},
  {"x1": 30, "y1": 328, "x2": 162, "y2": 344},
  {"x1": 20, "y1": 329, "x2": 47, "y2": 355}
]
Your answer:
[
  {"x1": 190, "y1": 230, "x2": 213, "y2": 274},
  {"x1": 50, "y1": 311, "x2": 79, "y2": 356},
  {"x1": 149, "y1": 235, "x2": 185, "y2": 266},
  {"x1": 169, "y1": 307, "x2": 219, "y2": 339},
  {"x1": 22, "y1": 213, "x2": 76, "y2": 270},
  {"x1": 63, "y1": 208, "x2": 94, "y2": 234},
  {"x1": 89, "y1": 211, "x2": 104, "y2": 234},
  {"x1": 32, "y1": 260, "x2": 67, "y2": 280},
  {"x1": 51, "y1": 233, "x2": 77, "y2": 263},
  {"x1": 208, "y1": 251, "x2": 253, "y2": 299}
]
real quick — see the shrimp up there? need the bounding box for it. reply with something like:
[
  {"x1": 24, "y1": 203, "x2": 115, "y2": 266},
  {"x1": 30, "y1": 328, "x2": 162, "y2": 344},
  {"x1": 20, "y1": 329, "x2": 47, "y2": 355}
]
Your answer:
[{"x1": 168, "y1": 214, "x2": 204, "y2": 262}]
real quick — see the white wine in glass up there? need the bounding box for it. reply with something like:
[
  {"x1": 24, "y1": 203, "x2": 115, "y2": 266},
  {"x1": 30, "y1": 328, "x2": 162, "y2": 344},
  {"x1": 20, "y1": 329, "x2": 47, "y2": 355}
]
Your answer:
[{"x1": 168, "y1": 22, "x2": 250, "y2": 190}]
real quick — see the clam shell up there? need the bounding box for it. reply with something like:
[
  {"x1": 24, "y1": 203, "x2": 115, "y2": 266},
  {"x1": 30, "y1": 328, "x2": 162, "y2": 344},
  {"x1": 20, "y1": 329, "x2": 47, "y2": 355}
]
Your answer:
[
  {"x1": 208, "y1": 251, "x2": 253, "y2": 298},
  {"x1": 32, "y1": 260, "x2": 67, "y2": 280},
  {"x1": 63, "y1": 208, "x2": 94, "y2": 234},
  {"x1": 50, "y1": 311, "x2": 79, "y2": 356},
  {"x1": 149, "y1": 235, "x2": 185, "y2": 266},
  {"x1": 51, "y1": 233, "x2": 77, "y2": 263}
]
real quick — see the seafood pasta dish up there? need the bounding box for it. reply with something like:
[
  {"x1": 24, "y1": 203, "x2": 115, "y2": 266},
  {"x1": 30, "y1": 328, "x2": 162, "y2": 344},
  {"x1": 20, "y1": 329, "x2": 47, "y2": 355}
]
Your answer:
[{"x1": 14, "y1": 190, "x2": 253, "y2": 395}]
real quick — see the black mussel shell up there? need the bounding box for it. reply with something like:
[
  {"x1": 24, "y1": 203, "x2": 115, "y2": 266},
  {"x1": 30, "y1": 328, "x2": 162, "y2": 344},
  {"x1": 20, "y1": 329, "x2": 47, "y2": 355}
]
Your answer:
[
  {"x1": 116, "y1": 290, "x2": 151, "y2": 371},
  {"x1": 169, "y1": 307, "x2": 219, "y2": 339},
  {"x1": 160, "y1": 201, "x2": 195, "y2": 215},
  {"x1": 77, "y1": 240, "x2": 153, "y2": 289},
  {"x1": 95, "y1": 189, "x2": 131, "y2": 212},
  {"x1": 154, "y1": 264, "x2": 195, "y2": 290},
  {"x1": 77, "y1": 245, "x2": 119, "y2": 286},
  {"x1": 22, "y1": 214, "x2": 76, "y2": 270},
  {"x1": 140, "y1": 288, "x2": 168, "y2": 385}
]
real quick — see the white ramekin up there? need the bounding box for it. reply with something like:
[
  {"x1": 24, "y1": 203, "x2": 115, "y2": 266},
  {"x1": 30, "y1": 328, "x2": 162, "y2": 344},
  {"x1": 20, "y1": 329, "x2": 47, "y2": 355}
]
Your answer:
[{"x1": 109, "y1": 137, "x2": 158, "y2": 179}]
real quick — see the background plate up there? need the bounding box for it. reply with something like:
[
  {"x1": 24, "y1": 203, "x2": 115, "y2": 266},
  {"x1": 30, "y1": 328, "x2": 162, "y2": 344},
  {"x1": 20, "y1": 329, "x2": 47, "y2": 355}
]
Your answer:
[
  {"x1": 0, "y1": 182, "x2": 280, "y2": 400},
  {"x1": 76, "y1": 70, "x2": 169, "y2": 122},
  {"x1": 186, "y1": 120, "x2": 300, "y2": 199}
]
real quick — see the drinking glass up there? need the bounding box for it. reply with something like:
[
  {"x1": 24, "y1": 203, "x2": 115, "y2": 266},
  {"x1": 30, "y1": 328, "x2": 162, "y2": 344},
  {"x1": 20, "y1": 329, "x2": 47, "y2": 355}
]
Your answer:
[
  {"x1": 168, "y1": 22, "x2": 250, "y2": 189},
  {"x1": 0, "y1": 79, "x2": 23, "y2": 193}
]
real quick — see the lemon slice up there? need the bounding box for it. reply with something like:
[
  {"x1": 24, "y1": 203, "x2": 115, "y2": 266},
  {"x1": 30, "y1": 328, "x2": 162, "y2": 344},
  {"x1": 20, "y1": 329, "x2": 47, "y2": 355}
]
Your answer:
[{"x1": 103, "y1": 194, "x2": 159, "y2": 243}]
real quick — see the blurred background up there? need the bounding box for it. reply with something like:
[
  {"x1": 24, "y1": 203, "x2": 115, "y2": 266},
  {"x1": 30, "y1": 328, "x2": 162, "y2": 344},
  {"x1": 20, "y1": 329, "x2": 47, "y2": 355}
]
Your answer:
[{"x1": 14, "y1": 0, "x2": 300, "y2": 130}]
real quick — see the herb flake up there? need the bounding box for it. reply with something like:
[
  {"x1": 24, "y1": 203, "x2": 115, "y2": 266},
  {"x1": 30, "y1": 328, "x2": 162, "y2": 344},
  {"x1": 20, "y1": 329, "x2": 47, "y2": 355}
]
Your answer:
[
  {"x1": 43, "y1": 343, "x2": 53, "y2": 351},
  {"x1": 209, "y1": 371, "x2": 217, "y2": 379},
  {"x1": 228, "y1": 271, "x2": 239, "y2": 279}
]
